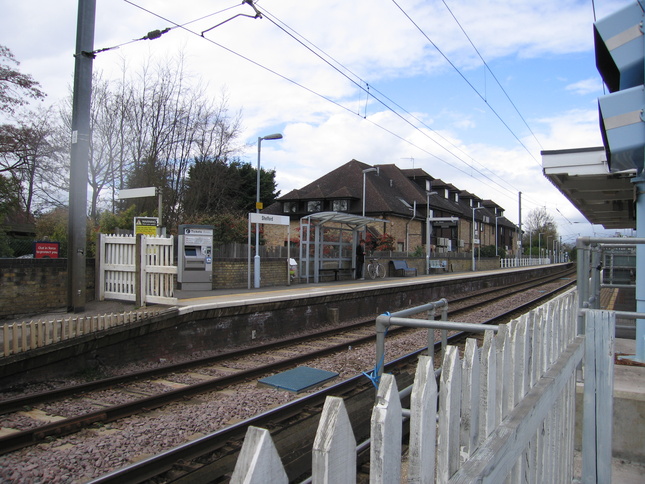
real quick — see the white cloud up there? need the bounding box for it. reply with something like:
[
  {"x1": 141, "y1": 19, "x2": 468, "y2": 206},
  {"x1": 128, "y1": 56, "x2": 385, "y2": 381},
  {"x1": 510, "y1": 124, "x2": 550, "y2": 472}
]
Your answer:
[
  {"x1": 566, "y1": 78, "x2": 604, "y2": 96},
  {"x1": 1, "y1": 0, "x2": 631, "y2": 238}
]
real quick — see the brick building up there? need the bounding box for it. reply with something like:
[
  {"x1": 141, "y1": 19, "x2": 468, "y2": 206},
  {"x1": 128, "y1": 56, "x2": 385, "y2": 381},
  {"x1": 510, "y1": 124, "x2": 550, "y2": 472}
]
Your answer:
[{"x1": 262, "y1": 159, "x2": 517, "y2": 256}]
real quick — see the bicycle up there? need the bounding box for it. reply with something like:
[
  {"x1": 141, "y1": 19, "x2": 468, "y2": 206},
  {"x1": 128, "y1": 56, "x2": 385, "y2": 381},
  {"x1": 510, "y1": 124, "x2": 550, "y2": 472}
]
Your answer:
[{"x1": 366, "y1": 258, "x2": 386, "y2": 279}]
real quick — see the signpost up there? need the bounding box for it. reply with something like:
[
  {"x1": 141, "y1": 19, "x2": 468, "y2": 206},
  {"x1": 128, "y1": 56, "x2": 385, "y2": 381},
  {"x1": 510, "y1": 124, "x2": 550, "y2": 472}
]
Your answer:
[
  {"x1": 134, "y1": 217, "x2": 159, "y2": 236},
  {"x1": 118, "y1": 187, "x2": 162, "y2": 235},
  {"x1": 248, "y1": 213, "x2": 291, "y2": 289}
]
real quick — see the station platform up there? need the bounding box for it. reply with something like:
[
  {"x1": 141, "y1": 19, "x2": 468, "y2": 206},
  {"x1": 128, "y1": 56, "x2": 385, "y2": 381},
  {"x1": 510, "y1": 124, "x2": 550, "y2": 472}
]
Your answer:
[{"x1": 1, "y1": 264, "x2": 644, "y2": 477}]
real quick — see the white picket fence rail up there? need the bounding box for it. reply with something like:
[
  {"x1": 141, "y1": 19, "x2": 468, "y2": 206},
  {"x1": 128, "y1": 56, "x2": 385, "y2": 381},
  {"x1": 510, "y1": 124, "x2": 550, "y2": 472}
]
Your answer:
[
  {"x1": 500, "y1": 257, "x2": 550, "y2": 268},
  {"x1": 99, "y1": 234, "x2": 177, "y2": 305},
  {"x1": 230, "y1": 289, "x2": 582, "y2": 483},
  {"x1": 1, "y1": 309, "x2": 165, "y2": 358}
]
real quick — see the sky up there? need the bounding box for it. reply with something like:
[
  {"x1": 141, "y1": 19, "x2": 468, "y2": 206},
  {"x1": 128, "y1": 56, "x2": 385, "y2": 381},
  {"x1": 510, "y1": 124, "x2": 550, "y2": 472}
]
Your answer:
[{"x1": 0, "y1": 0, "x2": 636, "y2": 243}]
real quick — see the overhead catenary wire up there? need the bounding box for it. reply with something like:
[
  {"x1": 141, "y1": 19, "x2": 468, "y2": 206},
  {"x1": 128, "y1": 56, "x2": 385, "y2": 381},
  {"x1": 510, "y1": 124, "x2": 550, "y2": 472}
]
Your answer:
[
  {"x1": 256, "y1": 4, "x2": 535, "y2": 204},
  {"x1": 88, "y1": 2, "x2": 242, "y2": 56},
  {"x1": 439, "y1": 0, "x2": 543, "y2": 151},
  {"x1": 389, "y1": 0, "x2": 543, "y2": 168},
  {"x1": 121, "y1": 0, "x2": 548, "y2": 211}
]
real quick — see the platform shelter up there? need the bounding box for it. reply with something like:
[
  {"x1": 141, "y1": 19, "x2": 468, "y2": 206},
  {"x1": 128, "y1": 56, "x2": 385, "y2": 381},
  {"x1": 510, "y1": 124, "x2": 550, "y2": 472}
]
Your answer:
[{"x1": 298, "y1": 212, "x2": 386, "y2": 283}]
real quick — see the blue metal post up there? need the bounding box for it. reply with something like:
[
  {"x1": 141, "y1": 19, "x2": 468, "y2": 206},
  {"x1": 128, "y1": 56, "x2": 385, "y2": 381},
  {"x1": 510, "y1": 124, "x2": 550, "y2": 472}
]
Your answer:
[{"x1": 634, "y1": 176, "x2": 645, "y2": 361}]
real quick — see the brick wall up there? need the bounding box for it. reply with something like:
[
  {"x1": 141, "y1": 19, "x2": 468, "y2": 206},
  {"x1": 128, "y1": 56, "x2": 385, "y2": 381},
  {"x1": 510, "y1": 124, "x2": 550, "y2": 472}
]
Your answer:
[
  {"x1": 212, "y1": 258, "x2": 289, "y2": 289},
  {"x1": 0, "y1": 259, "x2": 95, "y2": 319}
]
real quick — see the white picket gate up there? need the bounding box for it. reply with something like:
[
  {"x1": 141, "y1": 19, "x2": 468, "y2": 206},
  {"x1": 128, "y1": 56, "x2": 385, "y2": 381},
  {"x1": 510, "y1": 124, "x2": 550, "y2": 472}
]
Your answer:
[
  {"x1": 99, "y1": 234, "x2": 177, "y2": 306},
  {"x1": 230, "y1": 289, "x2": 584, "y2": 483}
]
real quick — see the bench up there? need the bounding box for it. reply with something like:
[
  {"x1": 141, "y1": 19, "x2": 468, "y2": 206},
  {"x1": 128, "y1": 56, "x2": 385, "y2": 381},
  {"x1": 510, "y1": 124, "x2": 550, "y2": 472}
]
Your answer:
[
  {"x1": 429, "y1": 259, "x2": 448, "y2": 272},
  {"x1": 390, "y1": 260, "x2": 417, "y2": 277},
  {"x1": 319, "y1": 267, "x2": 353, "y2": 281}
]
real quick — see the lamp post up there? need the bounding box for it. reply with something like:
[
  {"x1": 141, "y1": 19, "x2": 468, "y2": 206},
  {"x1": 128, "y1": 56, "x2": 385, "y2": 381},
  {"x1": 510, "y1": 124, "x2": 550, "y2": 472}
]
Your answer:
[
  {"x1": 495, "y1": 215, "x2": 503, "y2": 257},
  {"x1": 472, "y1": 206, "x2": 483, "y2": 271},
  {"x1": 538, "y1": 233, "x2": 543, "y2": 265},
  {"x1": 254, "y1": 133, "x2": 282, "y2": 288},
  {"x1": 528, "y1": 230, "x2": 532, "y2": 263},
  {"x1": 547, "y1": 235, "x2": 553, "y2": 262},
  {"x1": 426, "y1": 190, "x2": 438, "y2": 274}
]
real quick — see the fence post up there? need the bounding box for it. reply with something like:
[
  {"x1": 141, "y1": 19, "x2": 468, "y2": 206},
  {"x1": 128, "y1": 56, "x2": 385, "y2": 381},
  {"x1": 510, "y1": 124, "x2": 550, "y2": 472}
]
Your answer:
[
  {"x1": 409, "y1": 355, "x2": 437, "y2": 482},
  {"x1": 581, "y1": 309, "x2": 615, "y2": 484},
  {"x1": 460, "y1": 339, "x2": 480, "y2": 461},
  {"x1": 437, "y1": 346, "x2": 462, "y2": 482},
  {"x1": 312, "y1": 396, "x2": 356, "y2": 483},
  {"x1": 370, "y1": 373, "x2": 402, "y2": 483},
  {"x1": 135, "y1": 234, "x2": 143, "y2": 307},
  {"x1": 230, "y1": 426, "x2": 288, "y2": 484},
  {"x1": 99, "y1": 233, "x2": 106, "y2": 301},
  {"x1": 479, "y1": 330, "x2": 497, "y2": 444}
]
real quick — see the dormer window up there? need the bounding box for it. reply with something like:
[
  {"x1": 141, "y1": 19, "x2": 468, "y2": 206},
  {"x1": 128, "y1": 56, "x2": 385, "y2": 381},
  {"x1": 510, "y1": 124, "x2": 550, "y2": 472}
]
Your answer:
[
  {"x1": 332, "y1": 199, "x2": 349, "y2": 212},
  {"x1": 307, "y1": 200, "x2": 322, "y2": 212},
  {"x1": 283, "y1": 201, "x2": 297, "y2": 213}
]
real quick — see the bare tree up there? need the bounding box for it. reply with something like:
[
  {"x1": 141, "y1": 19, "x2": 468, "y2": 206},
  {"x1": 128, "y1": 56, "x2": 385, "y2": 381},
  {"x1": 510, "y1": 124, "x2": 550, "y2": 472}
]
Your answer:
[
  {"x1": 29, "y1": 52, "x2": 244, "y2": 227},
  {"x1": 522, "y1": 207, "x2": 558, "y2": 251},
  {"x1": 0, "y1": 108, "x2": 61, "y2": 216}
]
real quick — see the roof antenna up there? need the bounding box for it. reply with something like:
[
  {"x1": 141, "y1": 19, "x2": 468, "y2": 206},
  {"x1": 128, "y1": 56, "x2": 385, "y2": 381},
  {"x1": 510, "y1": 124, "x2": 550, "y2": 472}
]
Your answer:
[{"x1": 401, "y1": 157, "x2": 415, "y2": 169}]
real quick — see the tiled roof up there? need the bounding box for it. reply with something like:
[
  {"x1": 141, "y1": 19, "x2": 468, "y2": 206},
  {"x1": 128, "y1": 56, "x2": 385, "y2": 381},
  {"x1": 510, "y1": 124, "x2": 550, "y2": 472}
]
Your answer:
[{"x1": 264, "y1": 159, "x2": 515, "y2": 228}]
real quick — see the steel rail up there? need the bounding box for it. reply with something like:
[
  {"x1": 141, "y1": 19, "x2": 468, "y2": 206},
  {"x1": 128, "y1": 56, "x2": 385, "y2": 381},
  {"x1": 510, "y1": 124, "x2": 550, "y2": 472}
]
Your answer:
[
  {"x1": 89, "y1": 279, "x2": 575, "y2": 484},
  {"x1": 0, "y1": 269, "x2": 575, "y2": 457}
]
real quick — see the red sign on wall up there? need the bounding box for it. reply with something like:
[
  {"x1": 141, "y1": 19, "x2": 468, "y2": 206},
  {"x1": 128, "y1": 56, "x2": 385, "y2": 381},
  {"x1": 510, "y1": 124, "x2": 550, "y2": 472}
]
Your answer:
[{"x1": 34, "y1": 241, "x2": 60, "y2": 259}]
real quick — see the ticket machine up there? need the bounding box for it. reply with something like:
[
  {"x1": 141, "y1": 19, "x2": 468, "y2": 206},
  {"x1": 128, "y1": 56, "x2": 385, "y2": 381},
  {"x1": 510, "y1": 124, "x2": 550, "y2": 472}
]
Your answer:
[{"x1": 177, "y1": 224, "x2": 213, "y2": 290}]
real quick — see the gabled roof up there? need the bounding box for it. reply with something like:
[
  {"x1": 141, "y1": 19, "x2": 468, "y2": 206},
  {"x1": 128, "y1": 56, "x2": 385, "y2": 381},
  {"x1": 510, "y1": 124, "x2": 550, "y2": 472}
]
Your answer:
[
  {"x1": 272, "y1": 159, "x2": 432, "y2": 218},
  {"x1": 265, "y1": 159, "x2": 514, "y2": 228}
]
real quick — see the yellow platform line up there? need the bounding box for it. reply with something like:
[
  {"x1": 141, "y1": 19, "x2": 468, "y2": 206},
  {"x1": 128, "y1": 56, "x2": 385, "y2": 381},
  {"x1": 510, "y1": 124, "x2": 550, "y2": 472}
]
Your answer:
[{"x1": 607, "y1": 288, "x2": 619, "y2": 311}]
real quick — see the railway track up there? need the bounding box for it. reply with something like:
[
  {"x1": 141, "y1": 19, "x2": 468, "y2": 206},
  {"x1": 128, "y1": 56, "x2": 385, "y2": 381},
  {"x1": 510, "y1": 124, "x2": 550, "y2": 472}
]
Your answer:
[{"x1": 0, "y1": 269, "x2": 575, "y2": 482}]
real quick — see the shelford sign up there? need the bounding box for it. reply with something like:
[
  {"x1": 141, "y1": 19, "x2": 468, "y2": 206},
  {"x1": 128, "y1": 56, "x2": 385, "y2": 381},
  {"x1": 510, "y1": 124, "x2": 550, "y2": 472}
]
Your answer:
[
  {"x1": 247, "y1": 212, "x2": 292, "y2": 289},
  {"x1": 249, "y1": 213, "x2": 290, "y2": 226}
]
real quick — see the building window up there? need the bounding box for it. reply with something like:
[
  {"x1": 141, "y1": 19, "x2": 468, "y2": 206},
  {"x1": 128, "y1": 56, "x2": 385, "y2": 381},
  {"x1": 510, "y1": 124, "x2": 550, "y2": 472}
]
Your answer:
[
  {"x1": 332, "y1": 199, "x2": 348, "y2": 212},
  {"x1": 283, "y1": 201, "x2": 297, "y2": 213},
  {"x1": 307, "y1": 200, "x2": 322, "y2": 212}
]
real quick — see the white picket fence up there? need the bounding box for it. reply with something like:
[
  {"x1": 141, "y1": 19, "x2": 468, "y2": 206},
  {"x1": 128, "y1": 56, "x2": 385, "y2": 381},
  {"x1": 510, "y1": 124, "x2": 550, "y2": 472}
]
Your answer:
[
  {"x1": 99, "y1": 234, "x2": 177, "y2": 305},
  {"x1": 500, "y1": 257, "x2": 550, "y2": 268},
  {"x1": 230, "y1": 289, "x2": 582, "y2": 483},
  {"x1": 1, "y1": 309, "x2": 164, "y2": 358}
]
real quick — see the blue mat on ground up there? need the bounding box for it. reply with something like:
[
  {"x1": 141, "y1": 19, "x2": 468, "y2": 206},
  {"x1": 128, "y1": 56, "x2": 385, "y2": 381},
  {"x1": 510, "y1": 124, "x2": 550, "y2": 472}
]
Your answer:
[{"x1": 258, "y1": 366, "x2": 339, "y2": 393}]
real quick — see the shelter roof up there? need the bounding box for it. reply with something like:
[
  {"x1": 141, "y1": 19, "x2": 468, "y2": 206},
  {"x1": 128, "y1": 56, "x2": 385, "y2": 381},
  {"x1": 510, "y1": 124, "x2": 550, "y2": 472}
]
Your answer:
[
  {"x1": 542, "y1": 147, "x2": 635, "y2": 229},
  {"x1": 301, "y1": 211, "x2": 387, "y2": 230}
]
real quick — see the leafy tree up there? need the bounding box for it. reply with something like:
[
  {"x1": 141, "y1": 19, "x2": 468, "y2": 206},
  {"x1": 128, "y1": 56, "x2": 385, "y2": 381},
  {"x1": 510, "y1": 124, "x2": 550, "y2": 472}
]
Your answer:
[
  {"x1": 366, "y1": 232, "x2": 396, "y2": 252},
  {"x1": 0, "y1": 175, "x2": 21, "y2": 256},
  {"x1": 181, "y1": 211, "x2": 250, "y2": 244},
  {"x1": 35, "y1": 207, "x2": 97, "y2": 258},
  {"x1": 0, "y1": 45, "x2": 45, "y2": 115},
  {"x1": 97, "y1": 205, "x2": 139, "y2": 234},
  {"x1": 235, "y1": 161, "x2": 280, "y2": 213},
  {"x1": 479, "y1": 245, "x2": 506, "y2": 258},
  {"x1": 183, "y1": 158, "x2": 279, "y2": 217}
]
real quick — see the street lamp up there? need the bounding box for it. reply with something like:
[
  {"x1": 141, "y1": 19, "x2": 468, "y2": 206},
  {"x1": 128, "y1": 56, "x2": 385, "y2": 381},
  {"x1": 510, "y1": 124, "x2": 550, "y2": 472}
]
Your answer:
[
  {"x1": 538, "y1": 233, "x2": 543, "y2": 264},
  {"x1": 547, "y1": 235, "x2": 553, "y2": 262},
  {"x1": 472, "y1": 206, "x2": 483, "y2": 271},
  {"x1": 254, "y1": 133, "x2": 282, "y2": 288},
  {"x1": 426, "y1": 190, "x2": 438, "y2": 275},
  {"x1": 495, "y1": 215, "x2": 503, "y2": 257}
]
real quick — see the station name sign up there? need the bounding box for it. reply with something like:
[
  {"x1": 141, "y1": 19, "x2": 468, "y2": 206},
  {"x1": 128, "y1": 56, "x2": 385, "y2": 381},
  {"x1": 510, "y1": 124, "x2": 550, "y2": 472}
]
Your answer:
[{"x1": 248, "y1": 213, "x2": 290, "y2": 226}]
